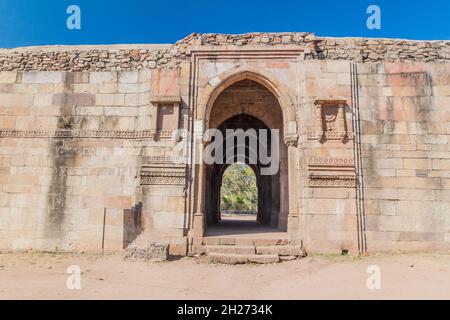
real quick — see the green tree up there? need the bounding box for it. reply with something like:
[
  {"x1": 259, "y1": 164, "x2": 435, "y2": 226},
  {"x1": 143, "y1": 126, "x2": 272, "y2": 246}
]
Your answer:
[{"x1": 220, "y1": 163, "x2": 258, "y2": 213}]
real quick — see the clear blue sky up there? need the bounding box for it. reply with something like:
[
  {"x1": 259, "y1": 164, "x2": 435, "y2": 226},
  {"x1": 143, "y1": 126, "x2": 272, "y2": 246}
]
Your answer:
[{"x1": 0, "y1": 0, "x2": 449, "y2": 48}]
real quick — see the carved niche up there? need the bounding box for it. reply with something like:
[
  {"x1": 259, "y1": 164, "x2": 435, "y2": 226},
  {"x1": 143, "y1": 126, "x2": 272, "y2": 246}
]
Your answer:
[
  {"x1": 314, "y1": 99, "x2": 349, "y2": 143},
  {"x1": 150, "y1": 69, "x2": 182, "y2": 141}
]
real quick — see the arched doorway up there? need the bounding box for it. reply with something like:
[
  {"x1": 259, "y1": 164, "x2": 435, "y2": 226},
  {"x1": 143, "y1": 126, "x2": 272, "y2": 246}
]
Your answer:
[{"x1": 203, "y1": 79, "x2": 288, "y2": 234}]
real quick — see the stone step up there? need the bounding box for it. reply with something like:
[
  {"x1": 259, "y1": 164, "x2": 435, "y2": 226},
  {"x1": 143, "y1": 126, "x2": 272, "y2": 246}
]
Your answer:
[
  {"x1": 203, "y1": 237, "x2": 289, "y2": 246},
  {"x1": 255, "y1": 245, "x2": 306, "y2": 257},
  {"x1": 205, "y1": 245, "x2": 256, "y2": 255},
  {"x1": 207, "y1": 253, "x2": 280, "y2": 264}
]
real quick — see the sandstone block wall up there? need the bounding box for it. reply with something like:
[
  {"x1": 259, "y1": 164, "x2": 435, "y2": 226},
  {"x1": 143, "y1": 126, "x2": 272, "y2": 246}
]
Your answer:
[
  {"x1": 296, "y1": 60, "x2": 358, "y2": 253},
  {"x1": 0, "y1": 70, "x2": 158, "y2": 251},
  {"x1": 358, "y1": 62, "x2": 450, "y2": 251},
  {"x1": 0, "y1": 33, "x2": 449, "y2": 254}
]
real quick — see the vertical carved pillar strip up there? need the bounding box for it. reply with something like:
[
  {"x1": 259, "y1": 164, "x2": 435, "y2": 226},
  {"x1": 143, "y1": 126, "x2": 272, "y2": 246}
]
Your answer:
[
  {"x1": 287, "y1": 142, "x2": 301, "y2": 242},
  {"x1": 192, "y1": 120, "x2": 205, "y2": 247},
  {"x1": 315, "y1": 102, "x2": 323, "y2": 140},
  {"x1": 338, "y1": 103, "x2": 346, "y2": 139}
]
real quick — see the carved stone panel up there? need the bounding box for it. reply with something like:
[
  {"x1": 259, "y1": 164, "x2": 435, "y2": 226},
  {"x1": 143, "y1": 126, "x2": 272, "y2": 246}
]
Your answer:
[
  {"x1": 307, "y1": 156, "x2": 356, "y2": 188},
  {"x1": 140, "y1": 157, "x2": 187, "y2": 186},
  {"x1": 314, "y1": 99, "x2": 350, "y2": 143},
  {"x1": 308, "y1": 175, "x2": 356, "y2": 188}
]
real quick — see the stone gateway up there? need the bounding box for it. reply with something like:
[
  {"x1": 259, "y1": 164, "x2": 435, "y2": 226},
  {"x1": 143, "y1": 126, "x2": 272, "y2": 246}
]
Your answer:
[{"x1": 0, "y1": 32, "x2": 449, "y2": 257}]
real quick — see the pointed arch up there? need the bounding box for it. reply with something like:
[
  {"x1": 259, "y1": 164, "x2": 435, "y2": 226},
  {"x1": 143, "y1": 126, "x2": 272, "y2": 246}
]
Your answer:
[{"x1": 200, "y1": 69, "x2": 297, "y2": 136}]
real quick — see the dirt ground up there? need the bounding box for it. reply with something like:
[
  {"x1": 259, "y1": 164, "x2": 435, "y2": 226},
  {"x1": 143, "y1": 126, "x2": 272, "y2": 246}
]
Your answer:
[{"x1": 0, "y1": 252, "x2": 449, "y2": 300}]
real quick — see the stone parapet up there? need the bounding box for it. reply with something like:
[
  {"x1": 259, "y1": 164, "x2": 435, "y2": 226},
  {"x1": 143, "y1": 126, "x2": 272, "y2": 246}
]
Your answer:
[{"x1": 1, "y1": 32, "x2": 449, "y2": 72}]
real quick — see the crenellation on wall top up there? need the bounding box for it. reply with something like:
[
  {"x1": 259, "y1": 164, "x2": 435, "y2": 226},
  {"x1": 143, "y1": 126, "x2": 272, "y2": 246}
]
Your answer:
[{"x1": 0, "y1": 32, "x2": 449, "y2": 72}]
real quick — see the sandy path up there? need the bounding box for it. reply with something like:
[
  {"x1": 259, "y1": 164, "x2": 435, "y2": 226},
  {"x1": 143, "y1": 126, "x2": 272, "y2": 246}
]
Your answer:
[{"x1": 0, "y1": 252, "x2": 449, "y2": 299}]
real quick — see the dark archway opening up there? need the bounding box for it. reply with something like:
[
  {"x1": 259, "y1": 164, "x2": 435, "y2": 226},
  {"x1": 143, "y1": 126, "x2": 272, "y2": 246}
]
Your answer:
[
  {"x1": 203, "y1": 78, "x2": 288, "y2": 237},
  {"x1": 204, "y1": 114, "x2": 281, "y2": 232}
]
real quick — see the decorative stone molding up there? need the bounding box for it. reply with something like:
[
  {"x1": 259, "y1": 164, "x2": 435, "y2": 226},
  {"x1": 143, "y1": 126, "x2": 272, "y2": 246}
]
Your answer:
[
  {"x1": 141, "y1": 171, "x2": 186, "y2": 186},
  {"x1": 140, "y1": 157, "x2": 187, "y2": 186},
  {"x1": 284, "y1": 135, "x2": 298, "y2": 147},
  {"x1": 0, "y1": 129, "x2": 174, "y2": 140},
  {"x1": 307, "y1": 131, "x2": 354, "y2": 141},
  {"x1": 308, "y1": 174, "x2": 356, "y2": 188},
  {"x1": 307, "y1": 156, "x2": 356, "y2": 188},
  {"x1": 141, "y1": 155, "x2": 186, "y2": 165},
  {"x1": 308, "y1": 157, "x2": 354, "y2": 167},
  {"x1": 149, "y1": 96, "x2": 181, "y2": 104},
  {"x1": 314, "y1": 99, "x2": 350, "y2": 143}
]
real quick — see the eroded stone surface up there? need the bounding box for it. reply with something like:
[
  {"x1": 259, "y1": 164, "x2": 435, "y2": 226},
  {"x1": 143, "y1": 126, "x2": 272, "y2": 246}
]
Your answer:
[{"x1": 124, "y1": 240, "x2": 169, "y2": 262}]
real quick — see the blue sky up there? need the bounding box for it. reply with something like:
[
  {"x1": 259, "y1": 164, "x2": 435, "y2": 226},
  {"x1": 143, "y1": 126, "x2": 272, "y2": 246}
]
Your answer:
[{"x1": 0, "y1": 0, "x2": 449, "y2": 48}]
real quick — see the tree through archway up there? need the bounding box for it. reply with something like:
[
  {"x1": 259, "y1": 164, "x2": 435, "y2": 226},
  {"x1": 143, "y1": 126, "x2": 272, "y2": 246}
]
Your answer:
[{"x1": 220, "y1": 163, "x2": 258, "y2": 219}]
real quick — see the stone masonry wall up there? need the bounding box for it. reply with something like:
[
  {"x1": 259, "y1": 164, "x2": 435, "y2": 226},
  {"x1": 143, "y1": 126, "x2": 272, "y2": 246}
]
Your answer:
[
  {"x1": 0, "y1": 33, "x2": 449, "y2": 254},
  {"x1": 0, "y1": 70, "x2": 159, "y2": 252},
  {"x1": 1, "y1": 33, "x2": 449, "y2": 72},
  {"x1": 358, "y1": 62, "x2": 450, "y2": 252},
  {"x1": 296, "y1": 60, "x2": 357, "y2": 253}
]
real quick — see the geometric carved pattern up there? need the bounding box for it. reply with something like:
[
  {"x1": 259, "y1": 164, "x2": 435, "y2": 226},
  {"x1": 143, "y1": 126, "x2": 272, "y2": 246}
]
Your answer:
[
  {"x1": 141, "y1": 172, "x2": 186, "y2": 186},
  {"x1": 308, "y1": 174, "x2": 356, "y2": 188},
  {"x1": 308, "y1": 157, "x2": 354, "y2": 167},
  {"x1": 141, "y1": 155, "x2": 186, "y2": 166},
  {"x1": 0, "y1": 129, "x2": 174, "y2": 140},
  {"x1": 140, "y1": 155, "x2": 187, "y2": 186},
  {"x1": 307, "y1": 156, "x2": 356, "y2": 188}
]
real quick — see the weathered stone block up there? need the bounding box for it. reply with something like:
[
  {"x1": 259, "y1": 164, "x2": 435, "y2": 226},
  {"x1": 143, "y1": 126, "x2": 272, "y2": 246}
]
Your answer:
[
  {"x1": 96, "y1": 93, "x2": 125, "y2": 106},
  {"x1": 255, "y1": 245, "x2": 305, "y2": 256},
  {"x1": 124, "y1": 240, "x2": 169, "y2": 262},
  {"x1": 22, "y1": 72, "x2": 63, "y2": 84},
  {"x1": 118, "y1": 71, "x2": 139, "y2": 83},
  {"x1": 90, "y1": 72, "x2": 117, "y2": 83},
  {"x1": 169, "y1": 237, "x2": 188, "y2": 256},
  {"x1": 65, "y1": 72, "x2": 90, "y2": 84},
  {"x1": 0, "y1": 71, "x2": 17, "y2": 84},
  {"x1": 205, "y1": 245, "x2": 255, "y2": 255}
]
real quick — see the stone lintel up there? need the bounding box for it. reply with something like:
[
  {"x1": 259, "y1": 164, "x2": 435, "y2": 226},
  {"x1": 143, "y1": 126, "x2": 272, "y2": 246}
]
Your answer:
[{"x1": 149, "y1": 95, "x2": 181, "y2": 104}]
